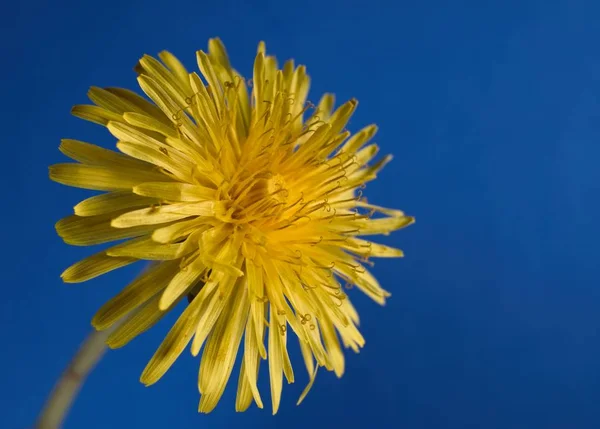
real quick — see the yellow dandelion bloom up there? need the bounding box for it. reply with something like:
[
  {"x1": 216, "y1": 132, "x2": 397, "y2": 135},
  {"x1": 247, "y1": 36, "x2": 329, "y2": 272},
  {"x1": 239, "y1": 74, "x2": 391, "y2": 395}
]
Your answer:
[{"x1": 50, "y1": 38, "x2": 414, "y2": 414}]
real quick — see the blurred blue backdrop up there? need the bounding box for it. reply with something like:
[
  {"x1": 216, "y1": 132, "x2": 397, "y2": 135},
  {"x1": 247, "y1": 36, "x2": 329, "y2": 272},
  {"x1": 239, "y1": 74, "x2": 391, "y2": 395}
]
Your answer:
[{"x1": 3, "y1": 0, "x2": 600, "y2": 428}]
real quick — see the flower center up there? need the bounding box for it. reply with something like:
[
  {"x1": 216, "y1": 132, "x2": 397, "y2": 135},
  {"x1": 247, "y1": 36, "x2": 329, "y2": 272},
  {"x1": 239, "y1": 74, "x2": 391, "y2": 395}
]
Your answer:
[{"x1": 215, "y1": 168, "x2": 296, "y2": 229}]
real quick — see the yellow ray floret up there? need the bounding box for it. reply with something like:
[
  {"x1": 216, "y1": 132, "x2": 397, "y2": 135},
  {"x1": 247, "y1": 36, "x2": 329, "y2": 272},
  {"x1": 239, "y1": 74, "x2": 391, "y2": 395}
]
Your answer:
[{"x1": 50, "y1": 38, "x2": 414, "y2": 414}]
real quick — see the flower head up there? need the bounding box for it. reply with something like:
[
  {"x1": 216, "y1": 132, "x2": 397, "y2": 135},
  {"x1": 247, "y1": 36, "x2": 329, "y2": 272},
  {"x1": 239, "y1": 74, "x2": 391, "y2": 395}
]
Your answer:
[{"x1": 50, "y1": 39, "x2": 414, "y2": 413}]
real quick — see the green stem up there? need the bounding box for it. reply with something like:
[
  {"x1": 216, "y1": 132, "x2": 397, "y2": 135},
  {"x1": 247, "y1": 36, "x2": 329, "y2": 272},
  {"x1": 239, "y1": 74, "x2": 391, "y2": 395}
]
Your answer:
[{"x1": 35, "y1": 327, "x2": 114, "y2": 429}]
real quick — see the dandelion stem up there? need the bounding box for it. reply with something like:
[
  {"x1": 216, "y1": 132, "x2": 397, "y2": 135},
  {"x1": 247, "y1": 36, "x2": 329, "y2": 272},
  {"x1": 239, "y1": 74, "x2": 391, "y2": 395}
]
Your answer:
[{"x1": 35, "y1": 326, "x2": 115, "y2": 429}]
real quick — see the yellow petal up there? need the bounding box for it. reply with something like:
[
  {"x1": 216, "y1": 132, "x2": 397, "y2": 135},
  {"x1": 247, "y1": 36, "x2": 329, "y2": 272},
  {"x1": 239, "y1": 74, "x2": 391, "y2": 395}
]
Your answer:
[
  {"x1": 316, "y1": 93, "x2": 335, "y2": 122},
  {"x1": 289, "y1": 66, "x2": 310, "y2": 131},
  {"x1": 283, "y1": 124, "x2": 331, "y2": 172},
  {"x1": 336, "y1": 319, "x2": 365, "y2": 353},
  {"x1": 196, "y1": 51, "x2": 225, "y2": 115},
  {"x1": 190, "y1": 272, "x2": 239, "y2": 357},
  {"x1": 233, "y1": 70, "x2": 251, "y2": 133},
  {"x1": 282, "y1": 59, "x2": 294, "y2": 88},
  {"x1": 348, "y1": 154, "x2": 393, "y2": 185},
  {"x1": 140, "y1": 289, "x2": 205, "y2": 385},
  {"x1": 334, "y1": 263, "x2": 390, "y2": 305},
  {"x1": 326, "y1": 99, "x2": 357, "y2": 137},
  {"x1": 199, "y1": 230, "x2": 244, "y2": 278},
  {"x1": 340, "y1": 124, "x2": 378, "y2": 155},
  {"x1": 56, "y1": 213, "x2": 155, "y2": 246},
  {"x1": 50, "y1": 163, "x2": 168, "y2": 192},
  {"x1": 268, "y1": 306, "x2": 284, "y2": 415},
  {"x1": 158, "y1": 51, "x2": 192, "y2": 94},
  {"x1": 107, "y1": 237, "x2": 186, "y2": 261},
  {"x1": 246, "y1": 259, "x2": 267, "y2": 358},
  {"x1": 308, "y1": 280, "x2": 349, "y2": 328},
  {"x1": 136, "y1": 74, "x2": 180, "y2": 119},
  {"x1": 58, "y1": 139, "x2": 148, "y2": 168},
  {"x1": 174, "y1": 229, "x2": 203, "y2": 258},
  {"x1": 61, "y1": 251, "x2": 135, "y2": 283},
  {"x1": 207, "y1": 38, "x2": 232, "y2": 72},
  {"x1": 257, "y1": 41, "x2": 266, "y2": 55},
  {"x1": 259, "y1": 255, "x2": 290, "y2": 315},
  {"x1": 241, "y1": 315, "x2": 264, "y2": 409},
  {"x1": 92, "y1": 260, "x2": 178, "y2": 329},
  {"x1": 341, "y1": 296, "x2": 360, "y2": 325},
  {"x1": 281, "y1": 323, "x2": 294, "y2": 384},
  {"x1": 356, "y1": 201, "x2": 405, "y2": 217},
  {"x1": 345, "y1": 143, "x2": 379, "y2": 178},
  {"x1": 74, "y1": 191, "x2": 157, "y2": 217},
  {"x1": 137, "y1": 75, "x2": 203, "y2": 148},
  {"x1": 299, "y1": 338, "x2": 315, "y2": 378},
  {"x1": 296, "y1": 366, "x2": 318, "y2": 406},
  {"x1": 138, "y1": 54, "x2": 189, "y2": 107},
  {"x1": 88, "y1": 86, "x2": 139, "y2": 114},
  {"x1": 111, "y1": 202, "x2": 215, "y2": 228},
  {"x1": 152, "y1": 218, "x2": 208, "y2": 243},
  {"x1": 133, "y1": 182, "x2": 215, "y2": 202},
  {"x1": 107, "y1": 293, "x2": 176, "y2": 349},
  {"x1": 159, "y1": 257, "x2": 205, "y2": 310},
  {"x1": 343, "y1": 237, "x2": 404, "y2": 258},
  {"x1": 116, "y1": 140, "x2": 193, "y2": 182},
  {"x1": 104, "y1": 87, "x2": 170, "y2": 125},
  {"x1": 188, "y1": 73, "x2": 221, "y2": 141},
  {"x1": 355, "y1": 215, "x2": 415, "y2": 236},
  {"x1": 123, "y1": 112, "x2": 178, "y2": 139},
  {"x1": 108, "y1": 120, "x2": 198, "y2": 170},
  {"x1": 71, "y1": 105, "x2": 123, "y2": 126},
  {"x1": 235, "y1": 360, "x2": 256, "y2": 412},
  {"x1": 319, "y1": 315, "x2": 345, "y2": 377},
  {"x1": 198, "y1": 284, "x2": 249, "y2": 413}
]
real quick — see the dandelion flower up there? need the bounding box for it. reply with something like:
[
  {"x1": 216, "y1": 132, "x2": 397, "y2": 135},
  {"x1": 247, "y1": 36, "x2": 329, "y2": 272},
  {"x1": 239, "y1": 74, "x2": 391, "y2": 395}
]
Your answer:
[{"x1": 50, "y1": 38, "x2": 414, "y2": 414}]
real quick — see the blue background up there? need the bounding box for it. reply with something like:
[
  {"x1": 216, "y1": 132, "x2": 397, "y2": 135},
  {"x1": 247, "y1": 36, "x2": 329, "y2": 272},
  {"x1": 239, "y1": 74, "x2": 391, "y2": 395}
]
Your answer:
[{"x1": 4, "y1": 1, "x2": 600, "y2": 428}]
